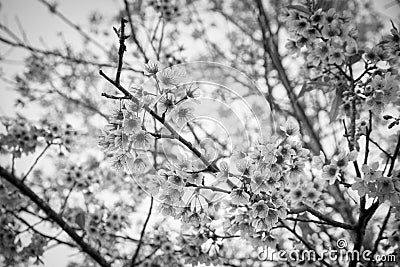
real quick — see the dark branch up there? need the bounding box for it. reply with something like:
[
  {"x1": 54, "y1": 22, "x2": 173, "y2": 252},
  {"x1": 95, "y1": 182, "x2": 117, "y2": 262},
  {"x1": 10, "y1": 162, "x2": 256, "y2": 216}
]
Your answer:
[
  {"x1": 289, "y1": 205, "x2": 355, "y2": 230},
  {"x1": 367, "y1": 207, "x2": 392, "y2": 267},
  {"x1": 123, "y1": 0, "x2": 149, "y2": 62},
  {"x1": 115, "y1": 18, "x2": 128, "y2": 84},
  {"x1": 99, "y1": 70, "x2": 219, "y2": 172},
  {"x1": 130, "y1": 196, "x2": 153, "y2": 266},
  {"x1": 0, "y1": 166, "x2": 111, "y2": 267}
]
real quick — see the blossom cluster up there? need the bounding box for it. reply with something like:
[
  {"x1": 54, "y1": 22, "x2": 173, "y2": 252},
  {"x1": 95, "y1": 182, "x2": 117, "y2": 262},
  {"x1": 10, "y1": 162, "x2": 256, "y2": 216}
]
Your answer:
[
  {"x1": 0, "y1": 118, "x2": 44, "y2": 157},
  {"x1": 63, "y1": 204, "x2": 131, "y2": 241},
  {"x1": 282, "y1": 7, "x2": 357, "y2": 66},
  {"x1": 221, "y1": 121, "x2": 310, "y2": 244},
  {"x1": 0, "y1": 203, "x2": 48, "y2": 266},
  {"x1": 0, "y1": 221, "x2": 21, "y2": 266},
  {"x1": 317, "y1": 150, "x2": 357, "y2": 185},
  {"x1": 0, "y1": 181, "x2": 26, "y2": 211},
  {"x1": 148, "y1": 0, "x2": 180, "y2": 22},
  {"x1": 99, "y1": 63, "x2": 199, "y2": 173},
  {"x1": 142, "y1": 119, "x2": 311, "y2": 250},
  {"x1": 59, "y1": 162, "x2": 102, "y2": 192},
  {"x1": 352, "y1": 162, "x2": 400, "y2": 206},
  {"x1": 282, "y1": 5, "x2": 400, "y2": 120},
  {"x1": 363, "y1": 72, "x2": 400, "y2": 115},
  {"x1": 98, "y1": 104, "x2": 150, "y2": 171},
  {"x1": 0, "y1": 117, "x2": 77, "y2": 157}
]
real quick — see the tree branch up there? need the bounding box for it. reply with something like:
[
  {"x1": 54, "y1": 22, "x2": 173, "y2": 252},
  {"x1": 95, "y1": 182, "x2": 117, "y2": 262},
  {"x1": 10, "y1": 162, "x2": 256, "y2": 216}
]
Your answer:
[
  {"x1": 0, "y1": 166, "x2": 111, "y2": 267},
  {"x1": 115, "y1": 18, "x2": 128, "y2": 84},
  {"x1": 36, "y1": 0, "x2": 109, "y2": 53},
  {"x1": 123, "y1": 0, "x2": 149, "y2": 62},
  {"x1": 254, "y1": 0, "x2": 324, "y2": 156},
  {"x1": 0, "y1": 35, "x2": 142, "y2": 73},
  {"x1": 21, "y1": 142, "x2": 51, "y2": 182},
  {"x1": 99, "y1": 70, "x2": 219, "y2": 172},
  {"x1": 387, "y1": 133, "x2": 400, "y2": 177},
  {"x1": 289, "y1": 205, "x2": 355, "y2": 230},
  {"x1": 130, "y1": 196, "x2": 153, "y2": 266},
  {"x1": 15, "y1": 214, "x2": 75, "y2": 248},
  {"x1": 280, "y1": 220, "x2": 331, "y2": 267},
  {"x1": 366, "y1": 206, "x2": 392, "y2": 267}
]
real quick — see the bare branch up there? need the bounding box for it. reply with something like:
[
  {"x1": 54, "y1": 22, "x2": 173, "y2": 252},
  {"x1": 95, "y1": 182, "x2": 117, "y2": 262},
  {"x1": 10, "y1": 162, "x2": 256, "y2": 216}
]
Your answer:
[
  {"x1": 367, "y1": 207, "x2": 392, "y2": 267},
  {"x1": 289, "y1": 205, "x2": 355, "y2": 230},
  {"x1": 280, "y1": 220, "x2": 331, "y2": 267},
  {"x1": 99, "y1": 70, "x2": 219, "y2": 172},
  {"x1": 130, "y1": 196, "x2": 153, "y2": 266},
  {"x1": 22, "y1": 142, "x2": 51, "y2": 182},
  {"x1": 123, "y1": 0, "x2": 149, "y2": 62},
  {"x1": 0, "y1": 166, "x2": 111, "y2": 267}
]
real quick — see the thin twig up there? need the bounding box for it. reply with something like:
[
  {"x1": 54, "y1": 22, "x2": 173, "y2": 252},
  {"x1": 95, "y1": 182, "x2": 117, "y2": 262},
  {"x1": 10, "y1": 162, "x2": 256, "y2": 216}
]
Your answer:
[
  {"x1": 14, "y1": 214, "x2": 75, "y2": 247},
  {"x1": 115, "y1": 18, "x2": 128, "y2": 84},
  {"x1": 289, "y1": 205, "x2": 354, "y2": 230},
  {"x1": 364, "y1": 111, "x2": 372, "y2": 164},
  {"x1": 366, "y1": 207, "x2": 392, "y2": 267},
  {"x1": 254, "y1": 0, "x2": 325, "y2": 156},
  {"x1": 280, "y1": 220, "x2": 331, "y2": 267},
  {"x1": 0, "y1": 35, "x2": 142, "y2": 73},
  {"x1": 36, "y1": 0, "x2": 108, "y2": 53},
  {"x1": 123, "y1": 0, "x2": 149, "y2": 62},
  {"x1": 130, "y1": 196, "x2": 153, "y2": 266},
  {"x1": 99, "y1": 70, "x2": 218, "y2": 172},
  {"x1": 101, "y1": 92, "x2": 130, "y2": 100},
  {"x1": 22, "y1": 143, "x2": 51, "y2": 182},
  {"x1": 387, "y1": 134, "x2": 400, "y2": 177},
  {"x1": 59, "y1": 182, "x2": 76, "y2": 216}
]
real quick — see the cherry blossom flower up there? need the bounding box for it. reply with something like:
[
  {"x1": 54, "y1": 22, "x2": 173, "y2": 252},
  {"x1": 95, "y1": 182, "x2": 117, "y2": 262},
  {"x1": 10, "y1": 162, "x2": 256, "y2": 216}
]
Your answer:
[
  {"x1": 216, "y1": 161, "x2": 230, "y2": 181},
  {"x1": 130, "y1": 153, "x2": 149, "y2": 173},
  {"x1": 285, "y1": 40, "x2": 300, "y2": 54},
  {"x1": 322, "y1": 164, "x2": 339, "y2": 184},
  {"x1": 144, "y1": 60, "x2": 159, "y2": 76},
  {"x1": 158, "y1": 93, "x2": 175, "y2": 113},
  {"x1": 123, "y1": 115, "x2": 141, "y2": 133},
  {"x1": 171, "y1": 105, "x2": 194, "y2": 125},
  {"x1": 328, "y1": 48, "x2": 345, "y2": 65},
  {"x1": 158, "y1": 66, "x2": 184, "y2": 87},
  {"x1": 131, "y1": 130, "x2": 151, "y2": 148},
  {"x1": 290, "y1": 187, "x2": 304, "y2": 204},
  {"x1": 168, "y1": 174, "x2": 185, "y2": 188},
  {"x1": 280, "y1": 119, "x2": 300, "y2": 137},
  {"x1": 332, "y1": 151, "x2": 352, "y2": 169},
  {"x1": 251, "y1": 200, "x2": 269, "y2": 218},
  {"x1": 230, "y1": 189, "x2": 250, "y2": 205},
  {"x1": 324, "y1": 8, "x2": 338, "y2": 24},
  {"x1": 362, "y1": 162, "x2": 382, "y2": 181},
  {"x1": 293, "y1": 18, "x2": 309, "y2": 34},
  {"x1": 377, "y1": 177, "x2": 395, "y2": 195},
  {"x1": 310, "y1": 9, "x2": 324, "y2": 25},
  {"x1": 321, "y1": 24, "x2": 340, "y2": 39},
  {"x1": 187, "y1": 173, "x2": 203, "y2": 185},
  {"x1": 364, "y1": 47, "x2": 377, "y2": 63},
  {"x1": 250, "y1": 171, "x2": 270, "y2": 194}
]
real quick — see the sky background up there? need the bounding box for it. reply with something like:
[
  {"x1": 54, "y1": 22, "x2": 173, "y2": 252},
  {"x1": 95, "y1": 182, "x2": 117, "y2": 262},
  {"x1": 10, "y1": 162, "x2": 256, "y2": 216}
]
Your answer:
[{"x1": 0, "y1": 0, "x2": 400, "y2": 266}]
